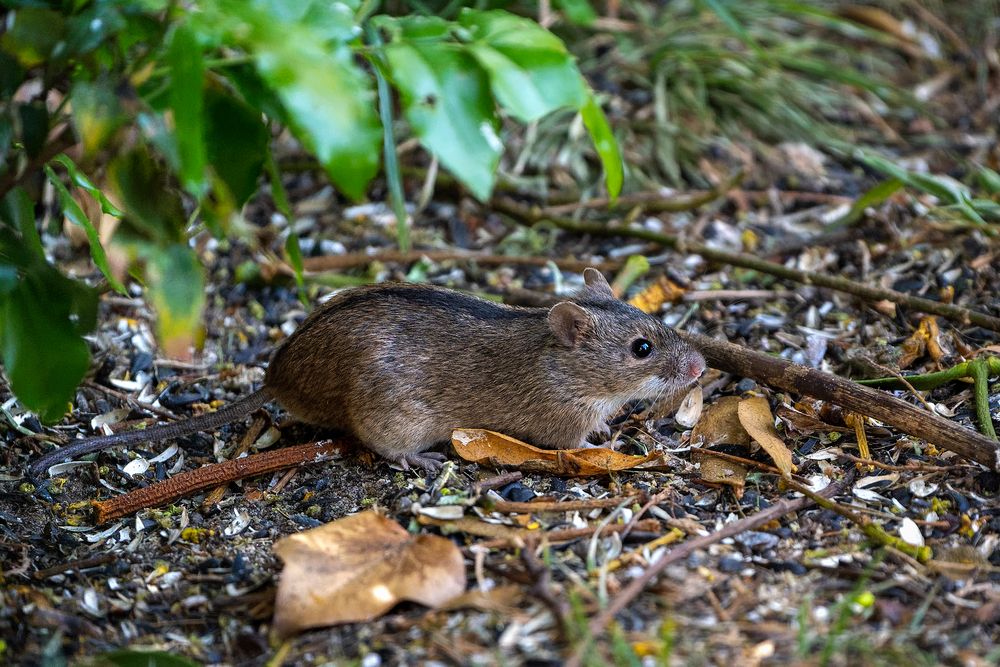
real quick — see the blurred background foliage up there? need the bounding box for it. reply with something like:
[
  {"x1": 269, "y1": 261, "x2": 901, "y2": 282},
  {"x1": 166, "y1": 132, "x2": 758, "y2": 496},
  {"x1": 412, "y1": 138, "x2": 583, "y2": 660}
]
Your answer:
[{"x1": 0, "y1": 0, "x2": 997, "y2": 422}]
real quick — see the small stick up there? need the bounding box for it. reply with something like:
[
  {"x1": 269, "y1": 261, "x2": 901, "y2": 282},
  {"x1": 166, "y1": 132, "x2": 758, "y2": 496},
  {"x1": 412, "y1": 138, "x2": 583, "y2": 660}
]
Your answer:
[
  {"x1": 34, "y1": 553, "x2": 116, "y2": 580},
  {"x1": 292, "y1": 250, "x2": 623, "y2": 275},
  {"x1": 201, "y1": 414, "x2": 270, "y2": 509},
  {"x1": 493, "y1": 198, "x2": 1000, "y2": 333},
  {"x1": 472, "y1": 471, "x2": 523, "y2": 494},
  {"x1": 570, "y1": 473, "x2": 854, "y2": 665},
  {"x1": 459, "y1": 519, "x2": 663, "y2": 551},
  {"x1": 92, "y1": 440, "x2": 346, "y2": 523},
  {"x1": 835, "y1": 452, "x2": 961, "y2": 473},
  {"x1": 681, "y1": 332, "x2": 1000, "y2": 471},
  {"x1": 488, "y1": 496, "x2": 640, "y2": 514}
]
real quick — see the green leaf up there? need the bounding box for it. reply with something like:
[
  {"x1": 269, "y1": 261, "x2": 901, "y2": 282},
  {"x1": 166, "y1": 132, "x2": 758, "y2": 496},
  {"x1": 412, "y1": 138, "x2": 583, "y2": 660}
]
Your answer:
[
  {"x1": 0, "y1": 188, "x2": 42, "y2": 264},
  {"x1": 385, "y1": 41, "x2": 500, "y2": 201},
  {"x1": 204, "y1": 87, "x2": 268, "y2": 207},
  {"x1": 554, "y1": 0, "x2": 597, "y2": 26},
  {"x1": 832, "y1": 178, "x2": 903, "y2": 228},
  {"x1": 0, "y1": 9, "x2": 66, "y2": 68},
  {"x1": 0, "y1": 192, "x2": 98, "y2": 424},
  {"x1": 460, "y1": 9, "x2": 587, "y2": 122},
  {"x1": 0, "y1": 52, "x2": 25, "y2": 99},
  {"x1": 17, "y1": 102, "x2": 48, "y2": 158},
  {"x1": 168, "y1": 24, "x2": 207, "y2": 197},
  {"x1": 44, "y1": 164, "x2": 127, "y2": 295},
  {"x1": 109, "y1": 147, "x2": 187, "y2": 244},
  {"x1": 53, "y1": 154, "x2": 124, "y2": 217},
  {"x1": 145, "y1": 244, "x2": 206, "y2": 359},
  {"x1": 71, "y1": 79, "x2": 128, "y2": 157},
  {"x1": 581, "y1": 95, "x2": 624, "y2": 199},
  {"x1": 200, "y1": 1, "x2": 381, "y2": 200}
]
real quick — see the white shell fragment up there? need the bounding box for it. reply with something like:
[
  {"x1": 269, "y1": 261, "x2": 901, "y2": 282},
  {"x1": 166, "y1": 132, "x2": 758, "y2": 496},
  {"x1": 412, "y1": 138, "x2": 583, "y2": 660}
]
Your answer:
[
  {"x1": 122, "y1": 458, "x2": 150, "y2": 477},
  {"x1": 898, "y1": 518, "x2": 925, "y2": 547}
]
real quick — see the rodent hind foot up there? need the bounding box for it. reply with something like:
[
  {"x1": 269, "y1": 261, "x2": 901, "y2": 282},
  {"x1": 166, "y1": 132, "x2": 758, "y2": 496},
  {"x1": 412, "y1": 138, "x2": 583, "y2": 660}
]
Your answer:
[{"x1": 397, "y1": 451, "x2": 447, "y2": 472}]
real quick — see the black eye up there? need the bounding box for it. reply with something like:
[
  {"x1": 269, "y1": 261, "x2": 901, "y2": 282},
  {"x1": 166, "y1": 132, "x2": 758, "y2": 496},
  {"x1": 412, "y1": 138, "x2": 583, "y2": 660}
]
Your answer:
[{"x1": 631, "y1": 338, "x2": 653, "y2": 358}]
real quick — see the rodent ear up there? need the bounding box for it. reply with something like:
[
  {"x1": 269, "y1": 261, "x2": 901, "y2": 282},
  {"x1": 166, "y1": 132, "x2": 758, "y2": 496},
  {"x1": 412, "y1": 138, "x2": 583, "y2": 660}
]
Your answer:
[
  {"x1": 547, "y1": 301, "x2": 591, "y2": 347},
  {"x1": 583, "y1": 268, "x2": 614, "y2": 299}
]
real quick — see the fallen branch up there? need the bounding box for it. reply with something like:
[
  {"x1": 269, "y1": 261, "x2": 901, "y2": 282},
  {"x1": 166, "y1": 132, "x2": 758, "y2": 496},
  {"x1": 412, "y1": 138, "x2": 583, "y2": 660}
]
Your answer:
[
  {"x1": 570, "y1": 472, "x2": 854, "y2": 665},
  {"x1": 493, "y1": 198, "x2": 1000, "y2": 333},
  {"x1": 267, "y1": 250, "x2": 623, "y2": 279},
  {"x1": 487, "y1": 496, "x2": 639, "y2": 515},
  {"x1": 682, "y1": 332, "x2": 1000, "y2": 470},
  {"x1": 92, "y1": 440, "x2": 347, "y2": 523}
]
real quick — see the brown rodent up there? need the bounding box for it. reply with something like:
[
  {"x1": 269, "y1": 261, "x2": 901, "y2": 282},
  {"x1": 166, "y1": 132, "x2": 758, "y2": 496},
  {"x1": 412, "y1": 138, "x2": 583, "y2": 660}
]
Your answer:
[{"x1": 29, "y1": 268, "x2": 705, "y2": 476}]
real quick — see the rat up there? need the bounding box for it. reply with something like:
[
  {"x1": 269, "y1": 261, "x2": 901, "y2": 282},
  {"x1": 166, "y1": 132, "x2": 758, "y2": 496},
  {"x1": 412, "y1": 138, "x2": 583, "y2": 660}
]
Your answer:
[{"x1": 28, "y1": 268, "x2": 705, "y2": 477}]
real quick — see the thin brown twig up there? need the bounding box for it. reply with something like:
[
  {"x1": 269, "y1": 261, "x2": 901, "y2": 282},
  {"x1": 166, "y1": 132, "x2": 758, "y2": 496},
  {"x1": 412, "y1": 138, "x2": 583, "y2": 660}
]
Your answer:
[
  {"x1": 488, "y1": 496, "x2": 639, "y2": 514},
  {"x1": 835, "y1": 451, "x2": 960, "y2": 473},
  {"x1": 568, "y1": 472, "x2": 855, "y2": 666},
  {"x1": 493, "y1": 198, "x2": 1000, "y2": 333},
  {"x1": 289, "y1": 250, "x2": 623, "y2": 276},
  {"x1": 92, "y1": 440, "x2": 347, "y2": 523},
  {"x1": 472, "y1": 471, "x2": 523, "y2": 495}
]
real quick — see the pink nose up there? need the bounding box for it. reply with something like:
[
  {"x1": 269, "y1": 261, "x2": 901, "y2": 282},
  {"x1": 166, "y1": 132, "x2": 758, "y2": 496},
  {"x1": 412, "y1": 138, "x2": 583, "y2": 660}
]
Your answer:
[{"x1": 687, "y1": 355, "x2": 706, "y2": 379}]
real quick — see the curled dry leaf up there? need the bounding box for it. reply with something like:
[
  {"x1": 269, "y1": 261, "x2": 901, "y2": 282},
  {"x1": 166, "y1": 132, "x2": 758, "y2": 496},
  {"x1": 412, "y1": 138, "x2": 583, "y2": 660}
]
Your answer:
[
  {"x1": 628, "y1": 275, "x2": 685, "y2": 314},
  {"x1": 272, "y1": 510, "x2": 466, "y2": 636},
  {"x1": 690, "y1": 396, "x2": 751, "y2": 447},
  {"x1": 451, "y1": 429, "x2": 661, "y2": 476},
  {"x1": 738, "y1": 397, "x2": 795, "y2": 477},
  {"x1": 898, "y1": 316, "x2": 942, "y2": 368}
]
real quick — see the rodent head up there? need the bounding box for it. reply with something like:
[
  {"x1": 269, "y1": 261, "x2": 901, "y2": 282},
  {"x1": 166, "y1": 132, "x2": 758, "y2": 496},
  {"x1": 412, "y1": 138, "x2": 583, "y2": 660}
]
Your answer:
[{"x1": 546, "y1": 269, "x2": 705, "y2": 401}]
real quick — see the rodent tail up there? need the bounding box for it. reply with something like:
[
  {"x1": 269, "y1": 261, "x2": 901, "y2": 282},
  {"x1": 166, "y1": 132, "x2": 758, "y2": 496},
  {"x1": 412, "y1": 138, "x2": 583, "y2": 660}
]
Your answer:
[{"x1": 28, "y1": 388, "x2": 273, "y2": 479}]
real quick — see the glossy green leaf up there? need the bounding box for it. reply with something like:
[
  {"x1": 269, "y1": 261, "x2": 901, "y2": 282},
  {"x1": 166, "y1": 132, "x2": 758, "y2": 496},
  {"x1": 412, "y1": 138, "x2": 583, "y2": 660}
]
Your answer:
[
  {"x1": 385, "y1": 42, "x2": 500, "y2": 201},
  {"x1": 53, "y1": 154, "x2": 124, "y2": 217},
  {"x1": 44, "y1": 164, "x2": 127, "y2": 294},
  {"x1": 581, "y1": 95, "x2": 623, "y2": 199},
  {"x1": 145, "y1": 244, "x2": 206, "y2": 359},
  {"x1": 109, "y1": 147, "x2": 187, "y2": 244},
  {"x1": 204, "y1": 88, "x2": 268, "y2": 207},
  {"x1": 200, "y1": 0, "x2": 381, "y2": 201},
  {"x1": 71, "y1": 80, "x2": 128, "y2": 157},
  {"x1": 460, "y1": 9, "x2": 587, "y2": 122},
  {"x1": 0, "y1": 9, "x2": 66, "y2": 68},
  {"x1": 168, "y1": 24, "x2": 207, "y2": 197},
  {"x1": 0, "y1": 190, "x2": 98, "y2": 424},
  {"x1": 0, "y1": 272, "x2": 94, "y2": 423}
]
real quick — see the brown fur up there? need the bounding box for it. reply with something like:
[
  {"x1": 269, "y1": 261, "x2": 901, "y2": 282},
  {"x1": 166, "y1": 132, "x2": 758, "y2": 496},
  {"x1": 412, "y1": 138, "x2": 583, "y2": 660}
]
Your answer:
[{"x1": 29, "y1": 269, "x2": 704, "y2": 475}]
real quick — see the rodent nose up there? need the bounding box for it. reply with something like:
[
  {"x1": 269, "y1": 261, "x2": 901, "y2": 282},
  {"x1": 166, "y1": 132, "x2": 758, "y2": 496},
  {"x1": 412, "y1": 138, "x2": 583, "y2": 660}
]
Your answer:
[{"x1": 686, "y1": 354, "x2": 706, "y2": 380}]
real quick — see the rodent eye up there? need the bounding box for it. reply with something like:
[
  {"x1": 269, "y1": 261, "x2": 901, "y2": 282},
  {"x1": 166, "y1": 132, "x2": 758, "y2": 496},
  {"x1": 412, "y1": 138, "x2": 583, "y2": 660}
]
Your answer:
[{"x1": 631, "y1": 338, "x2": 653, "y2": 359}]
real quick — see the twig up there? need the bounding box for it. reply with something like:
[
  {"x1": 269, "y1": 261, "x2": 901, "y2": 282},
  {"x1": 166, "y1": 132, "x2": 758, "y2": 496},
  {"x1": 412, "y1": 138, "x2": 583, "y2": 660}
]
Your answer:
[
  {"x1": 448, "y1": 518, "x2": 662, "y2": 551},
  {"x1": 84, "y1": 380, "x2": 180, "y2": 421},
  {"x1": 201, "y1": 414, "x2": 270, "y2": 509},
  {"x1": 471, "y1": 471, "x2": 523, "y2": 494},
  {"x1": 571, "y1": 472, "x2": 854, "y2": 664},
  {"x1": 92, "y1": 440, "x2": 346, "y2": 523},
  {"x1": 33, "y1": 553, "x2": 116, "y2": 580},
  {"x1": 681, "y1": 332, "x2": 1000, "y2": 470},
  {"x1": 835, "y1": 452, "x2": 961, "y2": 473},
  {"x1": 292, "y1": 250, "x2": 623, "y2": 275},
  {"x1": 520, "y1": 547, "x2": 570, "y2": 641},
  {"x1": 540, "y1": 173, "x2": 741, "y2": 215},
  {"x1": 488, "y1": 496, "x2": 639, "y2": 514},
  {"x1": 493, "y1": 198, "x2": 1000, "y2": 333}
]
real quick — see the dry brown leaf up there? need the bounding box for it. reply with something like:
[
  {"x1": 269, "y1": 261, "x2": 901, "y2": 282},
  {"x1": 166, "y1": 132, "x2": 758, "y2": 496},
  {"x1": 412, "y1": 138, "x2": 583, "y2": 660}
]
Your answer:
[
  {"x1": 692, "y1": 449, "x2": 747, "y2": 497},
  {"x1": 272, "y1": 511, "x2": 466, "y2": 637},
  {"x1": 838, "y1": 5, "x2": 913, "y2": 44},
  {"x1": 628, "y1": 275, "x2": 685, "y2": 314},
  {"x1": 737, "y1": 397, "x2": 795, "y2": 477},
  {"x1": 451, "y1": 429, "x2": 660, "y2": 476},
  {"x1": 691, "y1": 396, "x2": 751, "y2": 447},
  {"x1": 899, "y1": 316, "x2": 942, "y2": 368}
]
